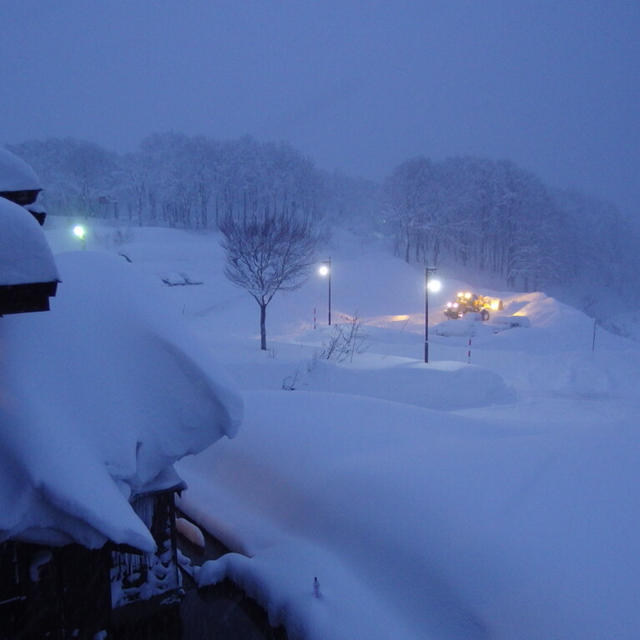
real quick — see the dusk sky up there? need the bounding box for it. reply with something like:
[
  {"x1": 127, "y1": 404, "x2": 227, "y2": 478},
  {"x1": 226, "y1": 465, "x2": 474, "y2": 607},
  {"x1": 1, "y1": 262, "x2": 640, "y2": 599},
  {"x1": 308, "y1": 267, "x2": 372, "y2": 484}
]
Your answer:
[{"x1": 2, "y1": 1, "x2": 639, "y2": 216}]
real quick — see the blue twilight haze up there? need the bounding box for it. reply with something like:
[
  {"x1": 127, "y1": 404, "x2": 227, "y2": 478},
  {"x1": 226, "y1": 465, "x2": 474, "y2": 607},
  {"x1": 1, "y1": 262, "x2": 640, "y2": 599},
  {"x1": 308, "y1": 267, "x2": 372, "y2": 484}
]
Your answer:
[{"x1": 1, "y1": 0, "x2": 638, "y2": 216}]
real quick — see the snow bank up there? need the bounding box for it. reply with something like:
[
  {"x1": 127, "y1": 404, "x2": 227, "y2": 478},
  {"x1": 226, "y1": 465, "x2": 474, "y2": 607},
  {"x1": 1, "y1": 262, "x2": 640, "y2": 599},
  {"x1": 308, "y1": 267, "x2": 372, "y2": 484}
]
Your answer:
[
  {"x1": 0, "y1": 251, "x2": 242, "y2": 550},
  {"x1": 306, "y1": 358, "x2": 515, "y2": 409},
  {"x1": 433, "y1": 316, "x2": 496, "y2": 338}
]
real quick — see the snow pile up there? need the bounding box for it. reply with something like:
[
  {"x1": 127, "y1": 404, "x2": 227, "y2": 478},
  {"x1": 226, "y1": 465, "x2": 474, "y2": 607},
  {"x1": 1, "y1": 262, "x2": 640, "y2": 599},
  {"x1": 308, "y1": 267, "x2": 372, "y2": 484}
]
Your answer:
[
  {"x1": 0, "y1": 197, "x2": 58, "y2": 285},
  {"x1": 500, "y1": 291, "x2": 585, "y2": 328},
  {"x1": 0, "y1": 251, "x2": 242, "y2": 550},
  {"x1": 433, "y1": 316, "x2": 496, "y2": 338},
  {"x1": 306, "y1": 358, "x2": 515, "y2": 410}
]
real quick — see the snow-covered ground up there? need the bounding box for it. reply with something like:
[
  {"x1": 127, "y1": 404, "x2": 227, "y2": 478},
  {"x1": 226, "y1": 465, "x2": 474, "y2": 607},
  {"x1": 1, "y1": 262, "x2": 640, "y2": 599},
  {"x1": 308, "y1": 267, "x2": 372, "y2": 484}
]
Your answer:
[{"x1": 45, "y1": 219, "x2": 640, "y2": 639}]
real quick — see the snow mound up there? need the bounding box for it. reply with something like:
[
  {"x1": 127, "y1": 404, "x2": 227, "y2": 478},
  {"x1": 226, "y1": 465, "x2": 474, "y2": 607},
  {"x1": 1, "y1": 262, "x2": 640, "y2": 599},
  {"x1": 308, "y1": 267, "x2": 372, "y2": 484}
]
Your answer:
[
  {"x1": 433, "y1": 317, "x2": 496, "y2": 338},
  {"x1": 307, "y1": 358, "x2": 515, "y2": 409},
  {"x1": 501, "y1": 291, "x2": 586, "y2": 328},
  {"x1": 491, "y1": 314, "x2": 531, "y2": 329},
  {"x1": 0, "y1": 251, "x2": 242, "y2": 550}
]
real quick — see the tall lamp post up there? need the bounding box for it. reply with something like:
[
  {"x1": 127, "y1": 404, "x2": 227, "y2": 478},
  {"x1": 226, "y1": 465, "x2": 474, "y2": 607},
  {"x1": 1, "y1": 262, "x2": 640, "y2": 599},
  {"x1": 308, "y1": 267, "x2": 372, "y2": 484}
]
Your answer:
[
  {"x1": 424, "y1": 267, "x2": 441, "y2": 363},
  {"x1": 318, "y1": 258, "x2": 332, "y2": 325}
]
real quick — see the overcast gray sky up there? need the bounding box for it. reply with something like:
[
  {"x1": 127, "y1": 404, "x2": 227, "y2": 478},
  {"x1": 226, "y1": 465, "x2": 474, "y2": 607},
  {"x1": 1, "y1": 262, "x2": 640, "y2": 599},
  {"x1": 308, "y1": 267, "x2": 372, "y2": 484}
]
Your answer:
[{"x1": 2, "y1": 0, "x2": 638, "y2": 216}]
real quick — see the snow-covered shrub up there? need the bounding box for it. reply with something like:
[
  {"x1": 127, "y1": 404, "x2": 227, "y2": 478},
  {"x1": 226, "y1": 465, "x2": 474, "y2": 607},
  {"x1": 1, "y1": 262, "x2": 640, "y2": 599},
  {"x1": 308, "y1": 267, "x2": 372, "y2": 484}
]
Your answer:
[{"x1": 319, "y1": 314, "x2": 368, "y2": 363}]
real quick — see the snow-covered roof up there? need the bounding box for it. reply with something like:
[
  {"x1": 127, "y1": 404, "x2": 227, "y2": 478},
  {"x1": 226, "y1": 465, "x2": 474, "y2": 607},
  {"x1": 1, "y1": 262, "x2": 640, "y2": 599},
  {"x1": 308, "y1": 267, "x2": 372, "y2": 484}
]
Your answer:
[
  {"x1": 0, "y1": 251, "x2": 242, "y2": 551},
  {"x1": 0, "y1": 197, "x2": 59, "y2": 285},
  {"x1": 0, "y1": 146, "x2": 40, "y2": 192}
]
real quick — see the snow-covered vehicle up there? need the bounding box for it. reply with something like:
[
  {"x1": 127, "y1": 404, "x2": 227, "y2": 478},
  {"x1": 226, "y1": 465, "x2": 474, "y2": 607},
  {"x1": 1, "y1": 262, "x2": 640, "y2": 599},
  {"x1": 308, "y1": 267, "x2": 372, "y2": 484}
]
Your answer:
[{"x1": 444, "y1": 291, "x2": 503, "y2": 321}]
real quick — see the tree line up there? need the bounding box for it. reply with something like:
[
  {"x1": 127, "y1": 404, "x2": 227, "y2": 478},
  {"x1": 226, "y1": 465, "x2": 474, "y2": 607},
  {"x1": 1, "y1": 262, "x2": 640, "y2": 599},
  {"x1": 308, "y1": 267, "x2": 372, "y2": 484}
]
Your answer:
[
  {"x1": 8, "y1": 134, "x2": 329, "y2": 230},
  {"x1": 8, "y1": 135, "x2": 637, "y2": 312},
  {"x1": 383, "y1": 155, "x2": 638, "y2": 303}
]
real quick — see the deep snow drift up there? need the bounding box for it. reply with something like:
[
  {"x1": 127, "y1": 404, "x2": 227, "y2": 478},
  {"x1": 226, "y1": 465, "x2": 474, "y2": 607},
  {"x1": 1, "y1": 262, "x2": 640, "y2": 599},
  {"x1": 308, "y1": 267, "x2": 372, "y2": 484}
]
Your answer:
[{"x1": 43, "y1": 219, "x2": 640, "y2": 639}]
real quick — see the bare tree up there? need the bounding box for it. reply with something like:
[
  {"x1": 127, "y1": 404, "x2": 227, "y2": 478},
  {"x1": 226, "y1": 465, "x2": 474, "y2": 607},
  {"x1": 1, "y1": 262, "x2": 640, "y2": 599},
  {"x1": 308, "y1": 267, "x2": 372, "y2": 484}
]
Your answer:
[{"x1": 219, "y1": 210, "x2": 321, "y2": 350}]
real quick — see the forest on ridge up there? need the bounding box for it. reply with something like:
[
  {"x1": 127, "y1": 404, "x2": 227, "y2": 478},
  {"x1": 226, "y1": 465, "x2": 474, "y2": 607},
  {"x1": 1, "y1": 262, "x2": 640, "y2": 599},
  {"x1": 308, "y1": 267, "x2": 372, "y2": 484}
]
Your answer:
[{"x1": 8, "y1": 133, "x2": 637, "y2": 317}]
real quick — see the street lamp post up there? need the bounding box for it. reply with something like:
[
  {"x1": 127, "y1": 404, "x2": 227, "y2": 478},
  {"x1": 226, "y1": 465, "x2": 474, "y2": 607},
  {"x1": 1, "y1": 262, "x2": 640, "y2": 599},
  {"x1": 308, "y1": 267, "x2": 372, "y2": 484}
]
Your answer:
[
  {"x1": 318, "y1": 258, "x2": 332, "y2": 325},
  {"x1": 424, "y1": 267, "x2": 440, "y2": 363}
]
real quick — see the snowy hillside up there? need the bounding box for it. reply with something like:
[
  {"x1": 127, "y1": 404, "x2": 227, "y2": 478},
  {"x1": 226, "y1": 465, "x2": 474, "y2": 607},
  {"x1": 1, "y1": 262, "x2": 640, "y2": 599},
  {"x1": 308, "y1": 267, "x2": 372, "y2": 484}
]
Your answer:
[{"x1": 45, "y1": 219, "x2": 640, "y2": 639}]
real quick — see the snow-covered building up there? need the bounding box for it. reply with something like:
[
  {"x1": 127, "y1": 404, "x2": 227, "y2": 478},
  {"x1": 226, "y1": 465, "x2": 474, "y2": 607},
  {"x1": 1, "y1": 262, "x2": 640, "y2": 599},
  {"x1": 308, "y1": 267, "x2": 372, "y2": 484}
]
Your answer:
[
  {"x1": 0, "y1": 147, "x2": 60, "y2": 316},
  {"x1": 0, "y1": 156, "x2": 242, "y2": 636},
  {"x1": 0, "y1": 196, "x2": 59, "y2": 316},
  {"x1": 0, "y1": 147, "x2": 59, "y2": 316},
  {"x1": 0, "y1": 146, "x2": 47, "y2": 225}
]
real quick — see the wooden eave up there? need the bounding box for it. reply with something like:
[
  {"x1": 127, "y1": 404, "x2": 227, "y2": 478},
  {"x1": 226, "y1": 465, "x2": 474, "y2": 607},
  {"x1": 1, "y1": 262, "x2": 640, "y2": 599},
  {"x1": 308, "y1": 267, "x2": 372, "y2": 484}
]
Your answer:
[{"x1": 0, "y1": 280, "x2": 59, "y2": 316}]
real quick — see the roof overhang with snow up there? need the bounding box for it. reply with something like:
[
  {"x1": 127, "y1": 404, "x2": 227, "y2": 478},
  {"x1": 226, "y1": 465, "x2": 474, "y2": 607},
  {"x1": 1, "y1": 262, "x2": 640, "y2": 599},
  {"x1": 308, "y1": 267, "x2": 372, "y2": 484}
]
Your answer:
[
  {"x1": 0, "y1": 147, "x2": 41, "y2": 192},
  {"x1": 0, "y1": 147, "x2": 47, "y2": 225},
  {"x1": 0, "y1": 197, "x2": 59, "y2": 315}
]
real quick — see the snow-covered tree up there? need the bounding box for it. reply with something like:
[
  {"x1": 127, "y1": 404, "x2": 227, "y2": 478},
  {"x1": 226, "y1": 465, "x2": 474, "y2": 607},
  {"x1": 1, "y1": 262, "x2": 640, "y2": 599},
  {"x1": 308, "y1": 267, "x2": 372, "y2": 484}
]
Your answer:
[
  {"x1": 384, "y1": 155, "x2": 562, "y2": 290},
  {"x1": 8, "y1": 138, "x2": 119, "y2": 218},
  {"x1": 9, "y1": 135, "x2": 639, "y2": 312}
]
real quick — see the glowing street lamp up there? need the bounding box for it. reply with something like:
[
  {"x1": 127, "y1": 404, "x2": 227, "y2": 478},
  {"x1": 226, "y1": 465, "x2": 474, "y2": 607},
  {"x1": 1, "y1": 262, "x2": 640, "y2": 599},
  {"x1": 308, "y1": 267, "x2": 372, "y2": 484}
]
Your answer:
[
  {"x1": 72, "y1": 224, "x2": 87, "y2": 249},
  {"x1": 424, "y1": 267, "x2": 440, "y2": 363},
  {"x1": 318, "y1": 258, "x2": 332, "y2": 325}
]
